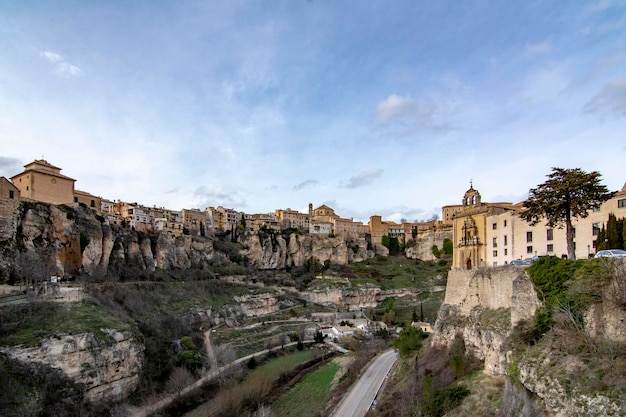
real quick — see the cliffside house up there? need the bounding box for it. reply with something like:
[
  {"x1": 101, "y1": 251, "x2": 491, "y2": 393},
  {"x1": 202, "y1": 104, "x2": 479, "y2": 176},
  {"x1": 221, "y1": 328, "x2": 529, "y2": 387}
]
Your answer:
[{"x1": 10, "y1": 159, "x2": 76, "y2": 205}]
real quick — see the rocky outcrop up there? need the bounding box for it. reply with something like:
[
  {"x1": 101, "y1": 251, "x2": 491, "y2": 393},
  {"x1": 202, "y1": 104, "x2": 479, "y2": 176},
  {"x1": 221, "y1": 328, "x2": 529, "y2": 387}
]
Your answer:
[
  {"x1": 1, "y1": 329, "x2": 144, "y2": 402},
  {"x1": 434, "y1": 265, "x2": 626, "y2": 416},
  {"x1": 0, "y1": 202, "x2": 380, "y2": 282},
  {"x1": 300, "y1": 281, "x2": 421, "y2": 311},
  {"x1": 431, "y1": 268, "x2": 541, "y2": 375},
  {"x1": 500, "y1": 357, "x2": 625, "y2": 417},
  {"x1": 241, "y1": 232, "x2": 374, "y2": 269},
  {"x1": 405, "y1": 227, "x2": 453, "y2": 261}
]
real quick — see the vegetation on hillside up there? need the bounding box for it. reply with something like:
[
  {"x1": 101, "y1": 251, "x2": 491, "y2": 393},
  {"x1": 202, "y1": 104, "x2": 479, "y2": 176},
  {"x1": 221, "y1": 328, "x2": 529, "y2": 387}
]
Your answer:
[{"x1": 506, "y1": 256, "x2": 626, "y2": 401}]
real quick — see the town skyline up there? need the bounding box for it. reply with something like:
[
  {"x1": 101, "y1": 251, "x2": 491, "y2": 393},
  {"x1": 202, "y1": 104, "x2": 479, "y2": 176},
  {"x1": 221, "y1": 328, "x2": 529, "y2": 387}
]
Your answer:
[{"x1": 1, "y1": 2, "x2": 625, "y2": 223}]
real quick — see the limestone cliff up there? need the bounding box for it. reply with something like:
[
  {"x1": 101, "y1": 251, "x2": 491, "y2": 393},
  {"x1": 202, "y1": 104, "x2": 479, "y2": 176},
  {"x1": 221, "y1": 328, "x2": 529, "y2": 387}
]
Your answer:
[
  {"x1": 1, "y1": 329, "x2": 144, "y2": 402},
  {"x1": 241, "y1": 232, "x2": 374, "y2": 269},
  {"x1": 431, "y1": 267, "x2": 539, "y2": 376},
  {"x1": 433, "y1": 265, "x2": 626, "y2": 416},
  {"x1": 405, "y1": 227, "x2": 453, "y2": 261},
  {"x1": 0, "y1": 202, "x2": 380, "y2": 281}
]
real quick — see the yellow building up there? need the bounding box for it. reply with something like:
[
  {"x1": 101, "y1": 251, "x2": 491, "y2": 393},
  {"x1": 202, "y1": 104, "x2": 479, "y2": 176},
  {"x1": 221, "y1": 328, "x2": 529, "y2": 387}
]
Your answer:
[
  {"x1": 10, "y1": 159, "x2": 76, "y2": 205},
  {"x1": 275, "y1": 208, "x2": 309, "y2": 231},
  {"x1": 182, "y1": 208, "x2": 207, "y2": 236},
  {"x1": 451, "y1": 185, "x2": 516, "y2": 270},
  {"x1": 73, "y1": 189, "x2": 102, "y2": 213},
  {"x1": 486, "y1": 183, "x2": 626, "y2": 265}
]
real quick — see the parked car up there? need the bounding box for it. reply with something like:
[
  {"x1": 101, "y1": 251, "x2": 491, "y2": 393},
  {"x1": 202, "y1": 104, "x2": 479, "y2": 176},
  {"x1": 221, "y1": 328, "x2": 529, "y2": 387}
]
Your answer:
[
  {"x1": 594, "y1": 249, "x2": 626, "y2": 258},
  {"x1": 511, "y1": 257, "x2": 536, "y2": 266}
]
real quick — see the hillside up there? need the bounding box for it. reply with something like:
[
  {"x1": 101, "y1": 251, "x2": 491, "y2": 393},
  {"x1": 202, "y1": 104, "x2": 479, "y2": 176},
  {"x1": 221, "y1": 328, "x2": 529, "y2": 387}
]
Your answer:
[
  {"x1": 371, "y1": 256, "x2": 626, "y2": 417},
  {"x1": 0, "y1": 200, "x2": 450, "y2": 416}
]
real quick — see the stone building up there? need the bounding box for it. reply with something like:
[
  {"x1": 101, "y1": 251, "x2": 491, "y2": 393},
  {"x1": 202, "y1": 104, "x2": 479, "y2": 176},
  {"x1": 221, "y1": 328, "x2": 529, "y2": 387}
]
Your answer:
[
  {"x1": 73, "y1": 189, "x2": 102, "y2": 213},
  {"x1": 451, "y1": 184, "x2": 516, "y2": 270},
  {"x1": 451, "y1": 181, "x2": 626, "y2": 269},
  {"x1": 0, "y1": 177, "x2": 20, "y2": 240},
  {"x1": 486, "y1": 182, "x2": 626, "y2": 265},
  {"x1": 10, "y1": 159, "x2": 76, "y2": 205}
]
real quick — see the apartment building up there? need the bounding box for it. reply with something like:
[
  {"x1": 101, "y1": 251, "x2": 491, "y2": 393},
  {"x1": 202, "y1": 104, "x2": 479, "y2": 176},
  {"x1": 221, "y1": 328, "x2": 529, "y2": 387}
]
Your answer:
[
  {"x1": 182, "y1": 208, "x2": 207, "y2": 236},
  {"x1": 275, "y1": 208, "x2": 309, "y2": 231},
  {"x1": 73, "y1": 189, "x2": 102, "y2": 213},
  {"x1": 486, "y1": 183, "x2": 626, "y2": 266}
]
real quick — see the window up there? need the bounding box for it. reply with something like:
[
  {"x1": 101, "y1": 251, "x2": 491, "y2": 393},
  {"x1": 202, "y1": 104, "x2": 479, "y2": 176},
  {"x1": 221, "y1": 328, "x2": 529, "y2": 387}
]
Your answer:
[
  {"x1": 90, "y1": 200, "x2": 95, "y2": 207},
  {"x1": 504, "y1": 235, "x2": 508, "y2": 246},
  {"x1": 493, "y1": 250, "x2": 498, "y2": 257},
  {"x1": 504, "y1": 248, "x2": 508, "y2": 255},
  {"x1": 503, "y1": 220, "x2": 507, "y2": 227},
  {"x1": 527, "y1": 246, "x2": 533, "y2": 254},
  {"x1": 618, "y1": 199, "x2": 626, "y2": 208},
  {"x1": 74, "y1": 197, "x2": 78, "y2": 202},
  {"x1": 492, "y1": 223, "x2": 497, "y2": 230},
  {"x1": 546, "y1": 229, "x2": 553, "y2": 241},
  {"x1": 9, "y1": 190, "x2": 14, "y2": 199},
  {"x1": 492, "y1": 237, "x2": 497, "y2": 247},
  {"x1": 526, "y1": 231, "x2": 533, "y2": 242},
  {"x1": 547, "y1": 244, "x2": 554, "y2": 252},
  {"x1": 573, "y1": 227, "x2": 576, "y2": 238},
  {"x1": 592, "y1": 223, "x2": 601, "y2": 236},
  {"x1": 493, "y1": 262, "x2": 498, "y2": 267}
]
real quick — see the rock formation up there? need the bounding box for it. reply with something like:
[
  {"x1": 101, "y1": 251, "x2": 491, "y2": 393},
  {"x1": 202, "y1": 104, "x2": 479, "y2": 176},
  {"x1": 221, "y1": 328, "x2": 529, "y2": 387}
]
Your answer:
[{"x1": 1, "y1": 329, "x2": 144, "y2": 402}]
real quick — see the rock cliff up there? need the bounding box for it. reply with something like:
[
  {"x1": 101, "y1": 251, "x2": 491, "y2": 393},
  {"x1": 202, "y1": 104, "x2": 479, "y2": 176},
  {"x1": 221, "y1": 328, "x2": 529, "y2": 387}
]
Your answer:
[
  {"x1": 405, "y1": 227, "x2": 453, "y2": 261},
  {"x1": 0, "y1": 202, "x2": 382, "y2": 281},
  {"x1": 1, "y1": 329, "x2": 144, "y2": 402},
  {"x1": 433, "y1": 266, "x2": 626, "y2": 416},
  {"x1": 241, "y1": 231, "x2": 374, "y2": 269}
]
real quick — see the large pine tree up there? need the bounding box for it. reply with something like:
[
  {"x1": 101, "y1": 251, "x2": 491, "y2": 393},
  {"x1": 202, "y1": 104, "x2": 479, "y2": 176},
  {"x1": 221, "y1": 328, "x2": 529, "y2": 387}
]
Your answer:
[{"x1": 521, "y1": 167, "x2": 614, "y2": 260}]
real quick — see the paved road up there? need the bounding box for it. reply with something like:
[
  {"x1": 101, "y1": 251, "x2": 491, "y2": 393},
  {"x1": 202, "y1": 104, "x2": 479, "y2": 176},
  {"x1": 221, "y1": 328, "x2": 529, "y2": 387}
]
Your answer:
[{"x1": 332, "y1": 349, "x2": 398, "y2": 417}]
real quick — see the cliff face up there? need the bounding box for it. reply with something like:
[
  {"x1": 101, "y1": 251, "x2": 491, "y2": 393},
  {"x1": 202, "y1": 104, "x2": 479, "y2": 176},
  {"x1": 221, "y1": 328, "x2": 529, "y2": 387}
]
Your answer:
[
  {"x1": 434, "y1": 266, "x2": 626, "y2": 416},
  {"x1": 405, "y1": 228, "x2": 453, "y2": 261},
  {"x1": 1, "y1": 330, "x2": 144, "y2": 402},
  {"x1": 0, "y1": 202, "x2": 381, "y2": 281},
  {"x1": 241, "y1": 232, "x2": 374, "y2": 269},
  {"x1": 432, "y1": 267, "x2": 539, "y2": 376}
]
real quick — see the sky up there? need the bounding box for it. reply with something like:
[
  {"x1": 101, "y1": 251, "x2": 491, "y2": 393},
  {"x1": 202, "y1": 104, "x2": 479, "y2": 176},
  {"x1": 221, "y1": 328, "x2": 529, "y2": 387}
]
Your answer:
[{"x1": 1, "y1": 1, "x2": 625, "y2": 223}]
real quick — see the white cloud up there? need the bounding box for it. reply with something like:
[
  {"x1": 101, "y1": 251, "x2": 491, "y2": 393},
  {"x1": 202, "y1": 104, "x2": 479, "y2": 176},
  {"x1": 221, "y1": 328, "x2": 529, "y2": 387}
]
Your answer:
[
  {"x1": 583, "y1": 77, "x2": 626, "y2": 117},
  {"x1": 40, "y1": 51, "x2": 62, "y2": 62},
  {"x1": 342, "y1": 169, "x2": 383, "y2": 189},
  {"x1": 374, "y1": 94, "x2": 459, "y2": 136},
  {"x1": 56, "y1": 62, "x2": 83, "y2": 77},
  {"x1": 40, "y1": 50, "x2": 83, "y2": 77},
  {"x1": 293, "y1": 179, "x2": 319, "y2": 191}
]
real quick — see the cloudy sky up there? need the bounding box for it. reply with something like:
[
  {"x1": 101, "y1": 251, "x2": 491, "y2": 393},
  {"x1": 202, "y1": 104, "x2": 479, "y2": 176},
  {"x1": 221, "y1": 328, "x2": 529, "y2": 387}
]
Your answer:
[{"x1": 1, "y1": 1, "x2": 625, "y2": 223}]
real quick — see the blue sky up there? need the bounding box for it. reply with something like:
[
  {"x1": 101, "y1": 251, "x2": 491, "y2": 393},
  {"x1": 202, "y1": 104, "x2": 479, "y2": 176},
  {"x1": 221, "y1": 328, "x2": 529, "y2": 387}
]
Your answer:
[{"x1": 1, "y1": 1, "x2": 625, "y2": 223}]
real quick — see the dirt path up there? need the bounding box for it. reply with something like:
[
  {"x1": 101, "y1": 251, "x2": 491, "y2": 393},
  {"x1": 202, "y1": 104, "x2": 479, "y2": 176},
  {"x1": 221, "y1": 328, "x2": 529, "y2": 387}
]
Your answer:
[{"x1": 203, "y1": 328, "x2": 218, "y2": 369}]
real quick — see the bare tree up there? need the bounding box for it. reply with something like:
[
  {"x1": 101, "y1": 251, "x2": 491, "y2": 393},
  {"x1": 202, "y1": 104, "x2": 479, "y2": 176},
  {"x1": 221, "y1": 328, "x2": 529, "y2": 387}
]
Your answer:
[{"x1": 165, "y1": 367, "x2": 194, "y2": 398}]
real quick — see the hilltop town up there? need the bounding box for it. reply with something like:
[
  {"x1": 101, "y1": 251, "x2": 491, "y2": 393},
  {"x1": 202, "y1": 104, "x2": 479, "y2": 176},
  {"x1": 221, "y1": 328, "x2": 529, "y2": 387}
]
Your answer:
[
  {"x1": 1, "y1": 159, "x2": 625, "y2": 417},
  {"x1": 2, "y1": 159, "x2": 625, "y2": 272}
]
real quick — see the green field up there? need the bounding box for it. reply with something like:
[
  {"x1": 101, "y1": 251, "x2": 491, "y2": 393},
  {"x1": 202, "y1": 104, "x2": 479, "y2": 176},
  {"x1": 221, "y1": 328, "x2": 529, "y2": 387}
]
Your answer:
[{"x1": 270, "y1": 360, "x2": 340, "y2": 417}]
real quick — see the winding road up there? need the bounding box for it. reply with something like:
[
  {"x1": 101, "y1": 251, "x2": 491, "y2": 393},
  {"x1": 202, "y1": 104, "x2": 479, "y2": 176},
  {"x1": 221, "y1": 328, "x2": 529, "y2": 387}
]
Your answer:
[{"x1": 332, "y1": 349, "x2": 398, "y2": 417}]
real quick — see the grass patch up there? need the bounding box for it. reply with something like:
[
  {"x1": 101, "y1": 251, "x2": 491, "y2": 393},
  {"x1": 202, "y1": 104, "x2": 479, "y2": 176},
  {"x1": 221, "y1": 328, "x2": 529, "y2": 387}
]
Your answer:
[
  {"x1": 0, "y1": 300, "x2": 131, "y2": 347},
  {"x1": 270, "y1": 360, "x2": 340, "y2": 417},
  {"x1": 247, "y1": 349, "x2": 316, "y2": 381},
  {"x1": 347, "y1": 256, "x2": 449, "y2": 290}
]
